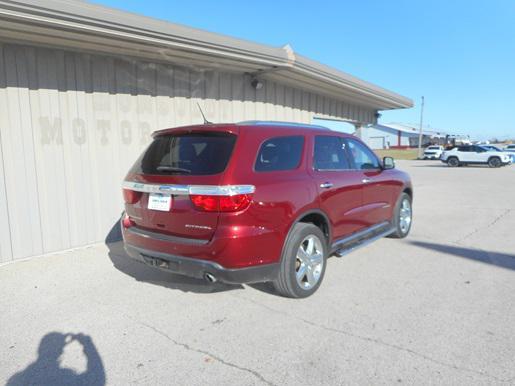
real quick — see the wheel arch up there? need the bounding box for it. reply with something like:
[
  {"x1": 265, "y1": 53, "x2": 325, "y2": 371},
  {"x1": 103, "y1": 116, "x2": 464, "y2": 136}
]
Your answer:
[
  {"x1": 488, "y1": 155, "x2": 502, "y2": 167},
  {"x1": 447, "y1": 156, "x2": 460, "y2": 166},
  {"x1": 279, "y1": 209, "x2": 332, "y2": 262},
  {"x1": 403, "y1": 186, "x2": 413, "y2": 200}
]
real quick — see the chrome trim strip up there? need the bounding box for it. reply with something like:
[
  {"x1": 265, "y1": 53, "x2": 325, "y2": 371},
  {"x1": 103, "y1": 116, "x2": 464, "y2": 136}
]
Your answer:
[
  {"x1": 122, "y1": 181, "x2": 189, "y2": 195},
  {"x1": 188, "y1": 185, "x2": 255, "y2": 195},
  {"x1": 122, "y1": 181, "x2": 255, "y2": 196}
]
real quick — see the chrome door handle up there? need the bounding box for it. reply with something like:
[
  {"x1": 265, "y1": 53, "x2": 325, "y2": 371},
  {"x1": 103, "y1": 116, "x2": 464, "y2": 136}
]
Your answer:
[
  {"x1": 362, "y1": 178, "x2": 371, "y2": 183},
  {"x1": 320, "y1": 182, "x2": 333, "y2": 189}
]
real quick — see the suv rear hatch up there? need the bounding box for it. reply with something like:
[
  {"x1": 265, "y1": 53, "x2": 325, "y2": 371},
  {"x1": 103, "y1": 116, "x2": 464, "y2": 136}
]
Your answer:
[{"x1": 123, "y1": 128, "x2": 250, "y2": 241}]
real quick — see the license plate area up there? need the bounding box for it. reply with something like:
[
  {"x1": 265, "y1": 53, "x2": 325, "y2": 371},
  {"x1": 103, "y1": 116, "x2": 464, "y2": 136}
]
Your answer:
[{"x1": 148, "y1": 193, "x2": 172, "y2": 211}]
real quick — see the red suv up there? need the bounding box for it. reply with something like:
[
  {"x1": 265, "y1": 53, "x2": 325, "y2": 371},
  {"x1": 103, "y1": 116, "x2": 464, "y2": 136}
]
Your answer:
[{"x1": 121, "y1": 121, "x2": 413, "y2": 297}]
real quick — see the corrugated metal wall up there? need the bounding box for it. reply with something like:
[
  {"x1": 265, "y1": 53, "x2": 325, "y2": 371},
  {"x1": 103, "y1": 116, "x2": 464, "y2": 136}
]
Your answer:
[
  {"x1": 360, "y1": 126, "x2": 401, "y2": 149},
  {"x1": 0, "y1": 42, "x2": 375, "y2": 262}
]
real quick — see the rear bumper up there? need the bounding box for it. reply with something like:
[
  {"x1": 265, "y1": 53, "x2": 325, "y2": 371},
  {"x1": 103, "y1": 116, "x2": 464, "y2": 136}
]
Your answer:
[{"x1": 124, "y1": 243, "x2": 279, "y2": 284}]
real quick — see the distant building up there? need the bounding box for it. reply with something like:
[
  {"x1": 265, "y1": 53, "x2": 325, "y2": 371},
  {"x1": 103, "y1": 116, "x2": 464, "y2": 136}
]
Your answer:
[{"x1": 357, "y1": 123, "x2": 448, "y2": 149}]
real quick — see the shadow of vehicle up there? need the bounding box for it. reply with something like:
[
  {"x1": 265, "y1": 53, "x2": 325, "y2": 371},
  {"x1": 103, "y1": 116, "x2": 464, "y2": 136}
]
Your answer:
[
  {"x1": 6, "y1": 332, "x2": 105, "y2": 386},
  {"x1": 106, "y1": 220, "x2": 243, "y2": 294},
  {"x1": 409, "y1": 240, "x2": 515, "y2": 271}
]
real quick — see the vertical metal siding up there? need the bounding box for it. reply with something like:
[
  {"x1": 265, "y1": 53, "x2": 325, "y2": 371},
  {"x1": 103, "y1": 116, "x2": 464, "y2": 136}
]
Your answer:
[
  {"x1": 0, "y1": 44, "x2": 12, "y2": 262},
  {"x1": 361, "y1": 126, "x2": 400, "y2": 149},
  {"x1": 0, "y1": 42, "x2": 376, "y2": 261},
  {"x1": 1, "y1": 44, "x2": 44, "y2": 259}
]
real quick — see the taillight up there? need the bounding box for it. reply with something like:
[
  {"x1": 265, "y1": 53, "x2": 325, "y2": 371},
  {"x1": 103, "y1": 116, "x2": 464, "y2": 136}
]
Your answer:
[
  {"x1": 122, "y1": 213, "x2": 135, "y2": 228},
  {"x1": 123, "y1": 189, "x2": 142, "y2": 204},
  {"x1": 190, "y1": 194, "x2": 253, "y2": 212}
]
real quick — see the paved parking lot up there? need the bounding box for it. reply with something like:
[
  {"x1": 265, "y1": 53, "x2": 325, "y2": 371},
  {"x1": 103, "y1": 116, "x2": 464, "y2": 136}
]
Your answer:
[{"x1": 1, "y1": 160, "x2": 514, "y2": 385}]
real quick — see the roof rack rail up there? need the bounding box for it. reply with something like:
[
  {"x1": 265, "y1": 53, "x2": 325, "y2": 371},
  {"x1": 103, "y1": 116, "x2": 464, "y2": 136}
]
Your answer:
[{"x1": 238, "y1": 120, "x2": 329, "y2": 130}]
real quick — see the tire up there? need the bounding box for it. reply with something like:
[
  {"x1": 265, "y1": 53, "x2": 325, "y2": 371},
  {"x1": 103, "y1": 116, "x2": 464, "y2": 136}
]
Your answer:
[
  {"x1": 488, "y1": 157, "x2": 501, "y2": 168},
  {"x1": 388, "y1": 193, "x2": 412, "y2": 239},
  {"x1": 447, "y1": 157, "x2": 459, "y2": 167},
  {"x1": 273, "y1": 223, "x2": 327, "y2": 298}
]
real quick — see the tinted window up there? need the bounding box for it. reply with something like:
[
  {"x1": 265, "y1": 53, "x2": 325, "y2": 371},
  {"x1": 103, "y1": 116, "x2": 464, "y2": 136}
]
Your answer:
[
  {"x1": 255, "y1": 136, "x2": 304, "y2": 172},
  {"x1": 458, "y1": 146, "x2": 471, "y2": 152},
  {"x1": 314, "y1": 136, "x2": 350, "y2": 170},
  {"x1": 346, "y1": 139, "x2": 381, "y2": 170},
  {"x1": 131, "y1": 132, "x2": 236, "y2": 175}
]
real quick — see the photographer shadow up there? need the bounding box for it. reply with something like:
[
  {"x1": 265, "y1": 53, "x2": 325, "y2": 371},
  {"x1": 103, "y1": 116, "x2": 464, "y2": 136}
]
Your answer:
[
  {"x1": 6, "y1": 332, "x2": 105, "y2": 386},
  {"x1": 106, "y1": 220, "x2": 243, "y2": 294}
]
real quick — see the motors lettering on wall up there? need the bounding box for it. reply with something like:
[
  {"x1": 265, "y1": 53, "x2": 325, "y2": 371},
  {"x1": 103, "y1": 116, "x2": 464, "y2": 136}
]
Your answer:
[
  {"x1": 38, "y1": 117, "x2": 153, "y2": 146},
  {"x1": 40, "y1": 117, "x2": 63, "y2": 145}
]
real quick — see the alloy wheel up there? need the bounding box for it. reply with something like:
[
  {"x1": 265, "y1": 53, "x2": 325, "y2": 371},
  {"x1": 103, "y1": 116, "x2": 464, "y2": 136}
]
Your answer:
[
  {"x1": 295, "y1": 235, "x2": 324, "y2": 290},
  {"x1": 399, "y1": 198, "x2": 412, "y2": 234}
]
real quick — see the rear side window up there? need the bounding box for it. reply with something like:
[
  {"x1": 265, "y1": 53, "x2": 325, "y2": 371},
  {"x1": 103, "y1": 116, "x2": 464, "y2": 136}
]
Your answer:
[
  {"x1": 255, "y1": 136, "x2": 304, "y2": 172},
  {"x1": 131, "y1": 132, "x2": 236, "y2": 175},
  {"x1": 314, "y1": 136, "x2": 350, "y2": 170}
]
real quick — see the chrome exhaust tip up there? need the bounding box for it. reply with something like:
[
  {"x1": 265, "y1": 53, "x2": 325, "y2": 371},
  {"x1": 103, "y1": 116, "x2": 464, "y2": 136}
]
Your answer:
[{"x1": 204, "y1": 272, "x2": 217, "y2": 283}]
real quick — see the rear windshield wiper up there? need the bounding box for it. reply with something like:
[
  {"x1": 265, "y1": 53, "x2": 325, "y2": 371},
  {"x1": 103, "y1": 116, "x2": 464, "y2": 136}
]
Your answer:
[{"x1": 156, "y1": 166, "x2": 191, "y2": 174}]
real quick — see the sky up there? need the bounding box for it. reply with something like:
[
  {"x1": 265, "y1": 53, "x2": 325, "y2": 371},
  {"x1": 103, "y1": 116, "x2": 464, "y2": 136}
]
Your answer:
[{"x1": 93, "y1": 0, "x2": 515, "y2": 140}]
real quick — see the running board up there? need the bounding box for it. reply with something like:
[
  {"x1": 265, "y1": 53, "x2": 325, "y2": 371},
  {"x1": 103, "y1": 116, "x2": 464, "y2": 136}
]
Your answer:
[{"x1": 331, "y1": 222, "x2": 395, "y2": 258}]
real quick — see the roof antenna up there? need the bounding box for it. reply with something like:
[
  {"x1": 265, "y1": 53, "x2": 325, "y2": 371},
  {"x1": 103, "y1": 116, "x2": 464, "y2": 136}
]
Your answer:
[{"x1": 197, "y1": 102, "x2": 212, "y2": 124}]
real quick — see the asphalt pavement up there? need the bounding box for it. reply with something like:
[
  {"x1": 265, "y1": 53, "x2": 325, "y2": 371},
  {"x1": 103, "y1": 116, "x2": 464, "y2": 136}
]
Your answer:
[{"x1": 1, "y1": 160, "x2": 514, "y2": 385}]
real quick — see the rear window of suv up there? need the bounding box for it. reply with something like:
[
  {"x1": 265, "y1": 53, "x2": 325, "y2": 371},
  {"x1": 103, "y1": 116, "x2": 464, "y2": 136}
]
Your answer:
[{"x1": 131, "y1": 132, "x2": 237, "y2": 175}]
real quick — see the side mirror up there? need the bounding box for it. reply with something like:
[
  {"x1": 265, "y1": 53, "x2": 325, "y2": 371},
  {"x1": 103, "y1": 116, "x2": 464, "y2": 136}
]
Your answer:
[{"x1": 383, "y1": 156, "x2": 395, "y2": 170}]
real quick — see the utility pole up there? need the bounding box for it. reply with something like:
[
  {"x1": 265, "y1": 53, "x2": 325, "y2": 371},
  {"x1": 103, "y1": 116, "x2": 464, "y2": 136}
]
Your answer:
[{"x1": 417, "y1": 96, "x2": 425, "y2": 159}]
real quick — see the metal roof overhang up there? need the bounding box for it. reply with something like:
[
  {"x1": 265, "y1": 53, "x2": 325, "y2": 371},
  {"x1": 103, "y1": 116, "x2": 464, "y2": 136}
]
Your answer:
[{"x1": 0, "y1": 0, "x2": 413, "y2": 111}]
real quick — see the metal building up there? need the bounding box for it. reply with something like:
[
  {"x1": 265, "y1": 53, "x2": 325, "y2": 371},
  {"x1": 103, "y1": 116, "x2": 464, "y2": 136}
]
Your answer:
[
  {"x1": 0, "y1": 0, "x2": 412, "y2": 262},
  {"x1": 358, "y1": 123, "x2": 447, "y2": 149}
]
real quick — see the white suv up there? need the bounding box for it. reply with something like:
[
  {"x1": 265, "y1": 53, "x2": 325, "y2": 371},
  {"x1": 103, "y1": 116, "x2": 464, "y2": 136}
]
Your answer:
[
  {"x1": 441, "y1": 145, "x2": 511, "y2": 168},
  {"x1": 423, "y1": 145, "x2": 444, "y2": 159}
]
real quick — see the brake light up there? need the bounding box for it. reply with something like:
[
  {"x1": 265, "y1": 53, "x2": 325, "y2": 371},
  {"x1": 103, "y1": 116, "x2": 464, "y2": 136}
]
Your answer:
[
  {"x1": 122, "y1": 213, "x2": 135, "y2": 228},
  {"x1": 190, "y1": 194, "x2": 253, "y2": 212},
  {"x1": 123, "y1": 189, "x2": 142, "y2": 204}
]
